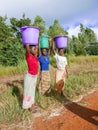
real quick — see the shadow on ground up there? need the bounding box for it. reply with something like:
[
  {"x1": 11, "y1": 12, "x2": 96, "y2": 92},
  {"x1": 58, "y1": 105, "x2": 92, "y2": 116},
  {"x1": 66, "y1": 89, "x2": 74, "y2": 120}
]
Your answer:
[{"x1": 46, "y1": 89, "x2": 98, "y2": 126}]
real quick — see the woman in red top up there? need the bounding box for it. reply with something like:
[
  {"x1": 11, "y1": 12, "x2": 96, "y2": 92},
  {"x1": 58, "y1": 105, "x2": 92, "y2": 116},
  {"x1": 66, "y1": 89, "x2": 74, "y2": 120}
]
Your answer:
[{"x1": 22, "y1": 44, "x2": 39, "y2": 111}]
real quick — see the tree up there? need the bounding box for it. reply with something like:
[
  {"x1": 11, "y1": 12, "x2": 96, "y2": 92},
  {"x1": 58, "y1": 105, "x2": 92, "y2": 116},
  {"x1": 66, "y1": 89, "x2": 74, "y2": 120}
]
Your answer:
[
  {"x1": 0, "y1": 16, "x2": 14, "y2": 42},
  {"x1": 48, "y1": 19, "x2": 68, "y2": 38},
  {"x1": 0, "y1": 38, "x2": 25, "y2": 66},
  {"x1": 67, "y1": 38, "x2": 74, "y2": 55},
  {"x1": 78, "y1": 24, "x2": 97, "y2": 48},
  {"x1": 86, "y1": 42, "x2": 98, "y2": 55},
  {"x1": 10, "y1": 13, "x2": 31, "y2": 39},
  {"x1": 71, "y1": 24, "x2": 97, "y2": 55},
  {"x1": 72, "y1": 35, "x2": 86, "y2": 55},
  {"x1": 33, "y1": 15, "x2": 46, "y2": 35},
  {"x1": 0, "y1": 15, "x2": 26, "y2": 66},
  {"x1": 85, "y1": 27, "x2": 97, "y2": 43}
]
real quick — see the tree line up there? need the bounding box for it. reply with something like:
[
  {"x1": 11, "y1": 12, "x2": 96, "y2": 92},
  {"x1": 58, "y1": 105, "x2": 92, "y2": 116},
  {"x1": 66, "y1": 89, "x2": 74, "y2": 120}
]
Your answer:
[{"x1": 0, "y1": 14, "x2": 98, "y2": 66}]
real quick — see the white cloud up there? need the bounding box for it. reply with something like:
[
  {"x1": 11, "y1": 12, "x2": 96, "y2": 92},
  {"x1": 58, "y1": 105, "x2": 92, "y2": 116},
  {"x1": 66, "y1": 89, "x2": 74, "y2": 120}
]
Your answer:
[
  {"x1": 67, "y1": 24, "x2": 98, "y2": 40},
  {"x1": 92, "y1": 27, "x2": 98, "y2": 40},
  {"x1": 67, "y1": 26, "x2": 80, "y2": 38}
]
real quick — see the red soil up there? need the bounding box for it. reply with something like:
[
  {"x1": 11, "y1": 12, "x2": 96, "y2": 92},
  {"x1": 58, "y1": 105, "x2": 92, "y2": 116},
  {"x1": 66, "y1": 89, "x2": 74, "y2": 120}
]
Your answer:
[{"x1": 34, "y1": 92, "x2": 98, "y2": 130}]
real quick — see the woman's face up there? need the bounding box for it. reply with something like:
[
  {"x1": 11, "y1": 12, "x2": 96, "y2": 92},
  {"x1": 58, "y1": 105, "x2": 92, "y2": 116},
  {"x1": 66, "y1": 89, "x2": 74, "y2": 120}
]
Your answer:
[
  {"x1": 31, "y1": 46, "x2": 37, "y2": 55},
  {"x1": 41, "y1": 49, "x2": 47, "y2": 56},
  {"x1": 58, "y1": 48, "x2": 64, "y2": 56}
]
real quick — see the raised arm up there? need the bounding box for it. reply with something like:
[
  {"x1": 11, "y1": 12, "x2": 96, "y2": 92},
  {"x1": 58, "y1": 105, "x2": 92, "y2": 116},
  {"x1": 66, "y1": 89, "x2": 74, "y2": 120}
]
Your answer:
[
  {"x1": 36, "y1": 42, "x2": 41, "y2": 56},
  {"x1": 36, "y1": 37, "x2": 41, "y2": 56},
  {"x1": 48, "y1": 39, "x2": 51, "y2": 55},
  {"x1": 49, "y1": 38, "x2": 56, "y2": 55},
  {"x1": 48, "y1": 49, "x2": 50, "y2": 55},
  {"x1": 25, "y1": 44, "x2": 30, "y2": 54}
]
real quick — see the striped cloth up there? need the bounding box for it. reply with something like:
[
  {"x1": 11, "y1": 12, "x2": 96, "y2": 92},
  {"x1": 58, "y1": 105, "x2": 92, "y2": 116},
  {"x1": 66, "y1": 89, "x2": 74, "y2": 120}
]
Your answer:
[{"x1": 39, "y1": 71, "x2": 50, "y2": 95}]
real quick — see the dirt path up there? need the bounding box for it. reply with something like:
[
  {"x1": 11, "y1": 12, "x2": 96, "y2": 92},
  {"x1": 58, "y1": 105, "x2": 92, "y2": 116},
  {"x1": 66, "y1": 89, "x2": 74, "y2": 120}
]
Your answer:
[
  {"x1": 33, "y1": 92, "x2": 98, "y2": 130},
  {"x1": 0, "y1": 74, "x2": 24, "y2": 84}
]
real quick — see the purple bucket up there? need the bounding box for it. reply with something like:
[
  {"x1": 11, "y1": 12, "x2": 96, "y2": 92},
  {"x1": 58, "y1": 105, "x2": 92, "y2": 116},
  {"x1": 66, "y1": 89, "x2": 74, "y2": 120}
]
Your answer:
[
  {"x1": 20, "y1": 26, "x2": 40, "y2": 45},
  {"x1": 54, "y1": 36, "x2": 68, "y2": 48}
]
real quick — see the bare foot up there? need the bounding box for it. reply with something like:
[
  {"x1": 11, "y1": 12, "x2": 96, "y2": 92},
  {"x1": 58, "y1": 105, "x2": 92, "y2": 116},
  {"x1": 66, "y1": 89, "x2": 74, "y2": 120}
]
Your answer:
[{"x1": 29, "y1": 104, "x2": 38, "y2": 113}]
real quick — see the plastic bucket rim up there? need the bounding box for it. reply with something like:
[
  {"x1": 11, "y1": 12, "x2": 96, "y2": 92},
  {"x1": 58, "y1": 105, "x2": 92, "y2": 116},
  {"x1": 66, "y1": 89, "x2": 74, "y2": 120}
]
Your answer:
[
  {"x1": 41, "y1": 35, "x2": 50, "y2": 38},
  {"x1": 54, "y1": 35, "x2": 68, "y2": 40},
  {"x1": 20, "y1": 26, "x2": 40, "y2": 31}
]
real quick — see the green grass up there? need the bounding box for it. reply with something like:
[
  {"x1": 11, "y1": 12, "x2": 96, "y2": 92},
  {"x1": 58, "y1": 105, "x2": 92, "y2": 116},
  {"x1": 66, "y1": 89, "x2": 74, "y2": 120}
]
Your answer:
[
  {"x1": 0, "y1": 56, "x2": 98, "y2": 76},
  {"x1": 0, "y1": 81, "x2": 63, "y2": 125},
  {"x1": 50, "y1": 55, "x2": 98, "y2": 68},
  {"x1": 0, "y1": 85, "x2": 31, "y2": 125},
  {"x1": 69, "y1": 55, "x2": 98, "y2": 65},
  {"x1": 0, "y1": 60, "x2": 27, "y2": 76},
  {"x1": 64, "y1": 70, "x2": 98, "y2": 99},
  {"x1": 0, "y1": 56, "x2": 98, "y2": 128}
]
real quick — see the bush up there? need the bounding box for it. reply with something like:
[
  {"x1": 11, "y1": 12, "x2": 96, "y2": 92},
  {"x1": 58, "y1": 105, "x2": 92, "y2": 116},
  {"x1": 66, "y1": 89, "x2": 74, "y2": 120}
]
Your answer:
[
  {"x1": 86, "y1": 43, "x2": 98, "y2": 55},
  {"x1": 0, "y1": 39, "x2": 25, "y2": 66}
]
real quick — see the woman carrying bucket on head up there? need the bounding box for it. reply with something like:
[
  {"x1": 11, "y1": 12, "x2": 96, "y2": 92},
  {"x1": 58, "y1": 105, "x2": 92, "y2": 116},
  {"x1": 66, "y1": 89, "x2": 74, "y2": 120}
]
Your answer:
[
  {"x1": 38, "y1": 35, "x2": 51, "y2": 95},
  {"x1": 21, "y1": 26, "x2": 40, "y2": 111},
  {"x1": 51, "y1": 36, "x2": 68, "y2": 94}
]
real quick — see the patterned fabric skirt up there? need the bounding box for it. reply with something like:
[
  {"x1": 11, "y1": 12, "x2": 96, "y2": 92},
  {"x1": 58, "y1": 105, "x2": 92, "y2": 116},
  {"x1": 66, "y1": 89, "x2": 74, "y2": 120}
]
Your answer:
[
  {"x1": 39, "y1": 71, "x2": 50, "y2": 95},
  {"x1": 55, "y1": 69, "x2": 66, "y2": 88},
  {"x1": 22, "y1": 72, "x2": 37, "y2": 109},
  {"x1": 55, "y1": 69, "x2": 66, "y2": 83}
]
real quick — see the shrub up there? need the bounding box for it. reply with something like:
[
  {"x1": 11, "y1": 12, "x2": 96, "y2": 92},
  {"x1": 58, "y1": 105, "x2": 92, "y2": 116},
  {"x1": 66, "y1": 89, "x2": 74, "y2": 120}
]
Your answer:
[{"x1": 0, "y1": 39, "x2": 25, "y2": 66}]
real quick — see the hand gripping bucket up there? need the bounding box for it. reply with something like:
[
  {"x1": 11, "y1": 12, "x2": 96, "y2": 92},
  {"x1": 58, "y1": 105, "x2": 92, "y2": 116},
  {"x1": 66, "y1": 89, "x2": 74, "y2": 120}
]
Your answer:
[
  {"x1": 20, "y1": 26, "x2": 40, "y2": 45},
  {"x1": 40, "y1": 35, "x2": 49, "y2": 48},
  {"x1": 54, "y1": 36, "x2": 68, "y2": 48}
]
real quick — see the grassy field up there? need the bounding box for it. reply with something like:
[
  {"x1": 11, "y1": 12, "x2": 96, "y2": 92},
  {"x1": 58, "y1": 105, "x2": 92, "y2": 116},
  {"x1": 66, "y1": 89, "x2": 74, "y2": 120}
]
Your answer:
[
  {"x1": 0, "y1": 56, "x2": 98, "y2": 129},
  {"x1": 0, "y1": 60, "x2": 27, "y2": 76},
  {"x1": 0, "y1": 55, "x2": 98, "y2": 76}
]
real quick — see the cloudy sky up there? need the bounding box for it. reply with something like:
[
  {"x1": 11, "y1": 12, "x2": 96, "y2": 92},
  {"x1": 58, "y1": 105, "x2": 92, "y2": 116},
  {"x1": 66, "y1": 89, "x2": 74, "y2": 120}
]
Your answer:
[{"x1": 0, "y1": 0, "x2": 98, "y2": 38}]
